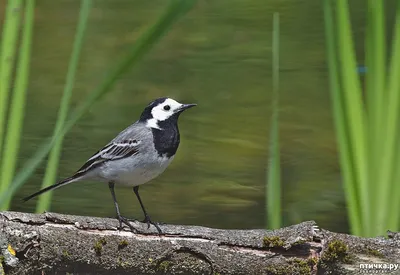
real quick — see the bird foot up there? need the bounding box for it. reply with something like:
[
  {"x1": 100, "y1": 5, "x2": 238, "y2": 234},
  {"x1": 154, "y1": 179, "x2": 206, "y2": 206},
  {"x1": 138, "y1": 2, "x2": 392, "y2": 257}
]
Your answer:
[
  {"x1": 142, "y1": 215, "x2": 163, "y2": 234},
  {"x1": 117, "y1": 215, "x2": 137, "y2": 233}
]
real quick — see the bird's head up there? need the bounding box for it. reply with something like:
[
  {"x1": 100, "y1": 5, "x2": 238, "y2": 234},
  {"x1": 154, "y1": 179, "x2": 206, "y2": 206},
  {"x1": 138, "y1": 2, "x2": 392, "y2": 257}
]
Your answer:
[{"x1": 140, "y1": 97, "x2": 196, "y2": 129}]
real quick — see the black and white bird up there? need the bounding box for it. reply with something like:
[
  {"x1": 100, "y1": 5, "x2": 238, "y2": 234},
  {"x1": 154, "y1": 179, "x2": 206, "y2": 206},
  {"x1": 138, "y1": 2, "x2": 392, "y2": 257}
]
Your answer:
[{"x1": 23, "y1": 97, "x2": 196, "y2": 233}]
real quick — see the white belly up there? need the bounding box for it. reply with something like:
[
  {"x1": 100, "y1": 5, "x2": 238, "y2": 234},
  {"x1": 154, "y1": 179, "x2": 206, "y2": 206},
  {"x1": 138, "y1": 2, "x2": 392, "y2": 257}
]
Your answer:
[{"x1": 97, "y1": 155, "x2": 174, "y2": 186}]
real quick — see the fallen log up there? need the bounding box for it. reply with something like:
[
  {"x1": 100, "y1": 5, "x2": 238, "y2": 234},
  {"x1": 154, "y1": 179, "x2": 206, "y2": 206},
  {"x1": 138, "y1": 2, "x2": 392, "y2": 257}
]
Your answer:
[{"x1": 0, "y1": 211, "x2": 399, "y2": 275}]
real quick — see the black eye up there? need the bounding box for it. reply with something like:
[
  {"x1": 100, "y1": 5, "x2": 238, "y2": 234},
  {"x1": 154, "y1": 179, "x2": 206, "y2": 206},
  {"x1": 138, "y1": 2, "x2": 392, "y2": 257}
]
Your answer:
[{"x1": 163, "y1": 105, "x2": 171, "y2": 111}]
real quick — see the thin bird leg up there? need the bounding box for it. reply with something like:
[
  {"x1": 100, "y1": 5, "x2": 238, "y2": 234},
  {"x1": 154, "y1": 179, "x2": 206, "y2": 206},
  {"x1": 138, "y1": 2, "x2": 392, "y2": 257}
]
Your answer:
[
  {"x1": 133, "y1": 186, "x2": 162, "y2": 234},
  {"x1": 108, "y1": 182, "x2": 136, "y2": 232}
]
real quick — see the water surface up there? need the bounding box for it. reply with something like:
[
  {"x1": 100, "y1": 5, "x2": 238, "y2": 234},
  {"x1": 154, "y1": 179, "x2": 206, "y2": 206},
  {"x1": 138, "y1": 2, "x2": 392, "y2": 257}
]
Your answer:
[{"x1": 2, "y1": 0, "x2": 395, "y2": 233}]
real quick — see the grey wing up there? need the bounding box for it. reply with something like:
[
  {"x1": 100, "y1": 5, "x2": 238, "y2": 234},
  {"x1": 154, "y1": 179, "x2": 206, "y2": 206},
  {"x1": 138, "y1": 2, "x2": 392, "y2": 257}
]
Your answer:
[{"x1": 73, "y1": 123, "x2": 151, "y2": 177}]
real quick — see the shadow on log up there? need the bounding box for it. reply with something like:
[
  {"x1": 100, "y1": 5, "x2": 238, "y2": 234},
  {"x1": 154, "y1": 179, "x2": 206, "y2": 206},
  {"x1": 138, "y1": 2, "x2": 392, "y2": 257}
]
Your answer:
[{"x1": 0, "y1": 211, "x2": 399, "y2": 275}]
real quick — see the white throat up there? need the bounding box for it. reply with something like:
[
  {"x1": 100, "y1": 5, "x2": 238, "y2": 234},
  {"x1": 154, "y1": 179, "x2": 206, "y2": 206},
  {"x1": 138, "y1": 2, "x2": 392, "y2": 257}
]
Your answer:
[{"x1": 146, "y1": 118, "x2": 162, "y2": 130}]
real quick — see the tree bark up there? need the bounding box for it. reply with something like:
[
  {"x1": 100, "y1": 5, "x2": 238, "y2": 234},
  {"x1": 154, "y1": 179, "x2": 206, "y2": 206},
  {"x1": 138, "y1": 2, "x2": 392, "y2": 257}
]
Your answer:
[{"x1": 0, "y1": 211, "x2": 399, "y2": 275}]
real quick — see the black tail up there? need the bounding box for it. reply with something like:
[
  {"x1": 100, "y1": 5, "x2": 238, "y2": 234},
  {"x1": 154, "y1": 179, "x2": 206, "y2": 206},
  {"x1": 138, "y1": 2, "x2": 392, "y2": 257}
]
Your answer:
[{"x1": 22, "y1": 176, "x2": 78, "y2": 202}]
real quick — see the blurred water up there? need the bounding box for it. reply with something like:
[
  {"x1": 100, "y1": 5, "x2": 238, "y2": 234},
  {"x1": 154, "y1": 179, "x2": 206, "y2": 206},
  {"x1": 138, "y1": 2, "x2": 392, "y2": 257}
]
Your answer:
[{"x1": 2, "y1": 0, "x2": 395, "y2": 232}]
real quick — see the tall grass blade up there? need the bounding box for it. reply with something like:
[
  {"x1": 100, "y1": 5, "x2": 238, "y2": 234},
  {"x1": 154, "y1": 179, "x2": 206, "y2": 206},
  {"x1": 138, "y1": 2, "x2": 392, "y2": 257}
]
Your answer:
[
  {"x1": 0, "y1": 0, "x2": 197, "y2": 206},
  {"x1": 323, "y1": 0, "x2": 362, "y2": 235},
  {"x1": 335, "y1": 0, "x2": 369, "y2": 236},
  {"x1": 375, "y1": 2, "x2": 400, "y2": 233},
  {"x1": 266, "y1": 12, "x2": 281, "y2": 229},
  {"x1": 386, "y1": 1, "x2": 400, "y2": 230},
  {"x1": 366, "y1": 0, "x2": 386, "y2": 121},
  {"x1": 365, "y1": 0, "x2": 386, "y2": 231},
  {"x1": 0, "y1": 0, "x2": 34, "y2": 210},
  {"x1": 35, "y1": 0, "x2": 92, "y2": 213},
  {"x1": 0, "y1": 0, "x2": 23, "y2": 161}
]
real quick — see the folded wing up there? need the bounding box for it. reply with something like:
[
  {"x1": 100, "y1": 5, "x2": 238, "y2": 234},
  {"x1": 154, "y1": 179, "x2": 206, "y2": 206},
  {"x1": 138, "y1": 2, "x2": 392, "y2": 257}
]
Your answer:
[{"x1": 74, "y1": 139, "x2": 141, "y2": 177}]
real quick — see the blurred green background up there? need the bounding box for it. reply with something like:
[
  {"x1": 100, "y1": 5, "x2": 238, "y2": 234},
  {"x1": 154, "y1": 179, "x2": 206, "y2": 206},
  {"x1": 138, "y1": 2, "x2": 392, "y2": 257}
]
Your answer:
[{"x1": 1, "y1": 0, "x2": 396, "y2": 233}]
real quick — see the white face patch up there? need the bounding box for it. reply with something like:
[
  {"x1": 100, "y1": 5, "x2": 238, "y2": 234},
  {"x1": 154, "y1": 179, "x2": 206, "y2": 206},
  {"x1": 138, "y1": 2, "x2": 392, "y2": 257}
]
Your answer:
[{"x1": 146, "y1": 98, "x2": 183, "y2": 129}]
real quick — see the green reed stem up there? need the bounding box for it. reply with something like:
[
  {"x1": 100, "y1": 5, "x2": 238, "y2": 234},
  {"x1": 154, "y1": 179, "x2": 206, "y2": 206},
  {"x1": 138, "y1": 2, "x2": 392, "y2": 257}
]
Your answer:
[
  {"x1": 386, "y1": 1, "x2": 400, "y2": 230},
  {"x1": 35, "y1": 0, "x2": 92, "y2": 213},
  {"x1": 323, "y1": 0, "x2": 362, "y2": 235},
  {"x1": 0, "y1": 0, "x2": 23, "y2": 180},
  {"x1": 335, "y1": 0, "x2": 369, "y2": 236},
  {"x1": 266, "y1": 12, "x2": 281, "y2": 229},
  {"x1": 365, "y1": 0, "x2": 386, "y2": 232},
  {"x1": 0, "y1": 0, "x2": 33, "y2": 210},
  {"x1": 325, "y1": 0, "x2": 400, "y2": 236}
]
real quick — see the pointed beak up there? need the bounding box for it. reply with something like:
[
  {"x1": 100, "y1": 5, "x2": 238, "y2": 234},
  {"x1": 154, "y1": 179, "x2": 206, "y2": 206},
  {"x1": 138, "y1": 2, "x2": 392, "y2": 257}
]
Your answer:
[{"x1": 178, "y1": 103, "x2": 197, "y2": 112}]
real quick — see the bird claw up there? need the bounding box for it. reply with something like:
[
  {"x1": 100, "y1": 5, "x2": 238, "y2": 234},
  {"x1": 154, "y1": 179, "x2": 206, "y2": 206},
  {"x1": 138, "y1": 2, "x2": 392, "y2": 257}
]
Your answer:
[
  {"x1": 142, "y1": 215, "x2": 163, "y2": 234},
  {"x1": 117, "y1": 215, "x2": 137, "y2": 233},
  {"x1": 116, "y1": 215, "x2": 162, "y2": 234}
]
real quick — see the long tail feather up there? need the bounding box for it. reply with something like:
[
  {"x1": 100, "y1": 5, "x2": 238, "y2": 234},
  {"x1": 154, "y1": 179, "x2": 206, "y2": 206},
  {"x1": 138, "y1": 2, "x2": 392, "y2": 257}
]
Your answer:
[{"x1": 22, "y1": 175, "x2": 80, "y2": 202}]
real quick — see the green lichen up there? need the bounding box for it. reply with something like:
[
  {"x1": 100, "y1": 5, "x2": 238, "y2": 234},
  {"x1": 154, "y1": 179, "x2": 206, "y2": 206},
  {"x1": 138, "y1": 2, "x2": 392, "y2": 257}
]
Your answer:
[
  {"x1": 263, "y1": 236, "x2": 285, "y2": 247},
  {"x1": 158, "y1": 260, "x2": 172, "y2": 271},
  {"x1": 290, "y1": 258, "x2": 317, "y2": 274},
  {"x1": 365, "y1": 248, "x2": 384, "y2": 257},
  {"x1": 264, "y1": 257, "x2": 317, "y2": 275},
  {"x1": 93, "y1": 237, "x2": 107, "y2": 255},
  {"x1": 292, "y1": 239, "x2": 307, "y2": 246},
  {"x1": 62, "y1": 250, "x2": 70, "y2": 258},
  {"x1": 263, "y1": 236, "x2": 285, "y2": 248},
  {"x1": 118, "y1": 240, "x2": 129, "y2": 250},
  {"x1": 213, "y1": 273, "x2": 221, "y2": 275},
  {"x1": 117, "y1": 256, "x2": 131, "y2": 268},
  {"x1": 321, "y1": 240, "x2": 354, "y2": 264},
  {"x1": 307, "y1": 257, "x2": 318, "y2": 267},
  {"x1": 0, "y1": 255, "x2": 4, "y2": 262}
]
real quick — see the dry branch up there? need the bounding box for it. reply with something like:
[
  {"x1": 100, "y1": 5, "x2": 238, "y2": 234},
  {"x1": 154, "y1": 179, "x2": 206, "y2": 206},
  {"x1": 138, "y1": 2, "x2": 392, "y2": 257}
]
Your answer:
[{"x1": 0, "y1": 211, "x2": 399, "y2": 275}]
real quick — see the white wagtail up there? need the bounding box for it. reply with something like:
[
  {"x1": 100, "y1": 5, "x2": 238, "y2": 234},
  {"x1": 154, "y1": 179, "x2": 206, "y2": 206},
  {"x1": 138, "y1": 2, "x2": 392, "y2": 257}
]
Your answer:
[{"x1": 23, "y1": 97, "x2": 196, "y2": 233}]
